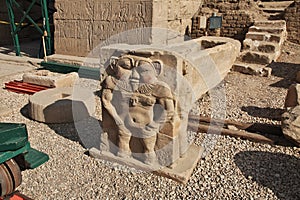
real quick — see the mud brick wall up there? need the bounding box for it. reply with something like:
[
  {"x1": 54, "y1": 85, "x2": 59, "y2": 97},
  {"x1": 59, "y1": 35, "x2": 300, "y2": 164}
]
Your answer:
[
  {"x1": 284, "y1": 0, "x2": 300, "y2": 44},
  {"x1": 54, "y1": 0, "x2": 201, "y2": 57},
  {"x1": 0, "y1": 0, "x2": 44, "y2": 45},
  {"x1": 191, "y1": 0, "x2": 255, "y2": 42}
]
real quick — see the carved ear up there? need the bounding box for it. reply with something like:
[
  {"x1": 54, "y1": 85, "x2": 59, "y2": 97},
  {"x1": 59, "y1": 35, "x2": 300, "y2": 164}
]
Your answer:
[
  {"x1": 152, "y1": 60, "x2": 163, "y2": 76},
  {"x1": 109, "y1": 56, "x2": 119, "y2": 69}
]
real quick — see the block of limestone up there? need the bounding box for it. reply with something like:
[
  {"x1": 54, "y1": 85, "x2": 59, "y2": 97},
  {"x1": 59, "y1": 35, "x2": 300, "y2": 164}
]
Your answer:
[
  {"x1": 23, "y1": 70, "x2": 79, "y2": 88},
  {"x1": 29, "y1": 87, "x2": 95, "y2": 123},
  {"x1": 89, "y1": 36, "x2": 241, "y2": 184}
]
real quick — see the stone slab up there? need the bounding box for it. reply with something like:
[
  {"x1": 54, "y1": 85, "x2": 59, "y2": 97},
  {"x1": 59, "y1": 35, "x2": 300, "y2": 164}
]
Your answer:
[
  {"x1": 285, "y1": 84, "x2": 300, "y2": 108},
  {"x1": 29, "y1": 87, "x2": 95, "y2": 123},
  {"x1": 23, "y1": 70, "x2": 79, "y2": 88},
  {"x1": 248, "y1": 26, "x2": 285, "y2": 35},
  {"x1": 89, "y1": 144, "x2": 203, "y2": 184},
  {"x1": 254, "y1": 20, "x2": 286, "y2": 28},
  {"x1": 243, "y1": 39, "x2": 279, "y2": 53},
  {"x1": 240, "y1": 51, "x2": 275, "y2": 65},
  {"x1": 246, "y1": 32, "x2": 282, "y2": 43},
  {"x1": 232, "y1": 62, "x2": 271, "y2": 77},
  {"x1": 282, "y1": 105, "x2": 300, "y2": 146},
  {"x1": 47, "y1": 54, "x2": 100, "y2": 68}
]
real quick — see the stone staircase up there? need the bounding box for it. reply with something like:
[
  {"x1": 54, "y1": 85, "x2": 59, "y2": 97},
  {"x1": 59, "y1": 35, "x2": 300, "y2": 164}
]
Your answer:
[
  {"x1": 232, "y1": 0, "x2": 293, "y2": 77},
  {"x1": 233, "y1": 20, "x2": 287, "y2": 77},
  {"x1": 258, "y1": 0, "x2": 294, "y2": 20}
]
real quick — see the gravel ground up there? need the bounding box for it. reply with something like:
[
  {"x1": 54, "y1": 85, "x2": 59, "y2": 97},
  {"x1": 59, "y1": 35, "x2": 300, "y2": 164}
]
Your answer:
[{"x1": 0, "y1": 41, "x2": 299, "y2": 199}]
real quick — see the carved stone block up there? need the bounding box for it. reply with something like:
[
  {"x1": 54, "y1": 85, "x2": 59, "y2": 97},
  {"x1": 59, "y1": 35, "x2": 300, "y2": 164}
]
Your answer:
[{"x1": 90, "y1": 36, "x2": 241, "y2": 183}]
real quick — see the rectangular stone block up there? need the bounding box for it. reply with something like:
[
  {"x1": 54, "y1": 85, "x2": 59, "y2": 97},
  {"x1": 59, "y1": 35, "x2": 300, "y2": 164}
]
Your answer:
[
  {"x1": 53, "y1": 0, "x2": 203, "y2": 56},
  {"x1": 93, "y1": 1, "x2": 113, "y2": 21},
  {"x1": 54, "y1": 0, "x2": 93, "y2": 20},
  {"x1": 54, "y1": 37, "x2": 91, "y2": 56}
]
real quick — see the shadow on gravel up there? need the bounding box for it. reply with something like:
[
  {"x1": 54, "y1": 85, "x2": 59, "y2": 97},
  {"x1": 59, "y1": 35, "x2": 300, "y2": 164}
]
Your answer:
[
  {"x1": 241, "y1": 106, "x2": 284, "y2": 121},
  {"x1": 20, "y1": 104, "x2": 30, "y2": 119},
  {"x1": 20, "y1": 104, "x2": 101, "y2": 149},
  {"x1": 269, "y1": 62, "x2": 300, "y2": 88},
  {"x1": 46, "y1": 117, "x2": 102, "y2": 150},
  {"x1": 235, "y1": 151, "x2": 300, "y2": 200}
]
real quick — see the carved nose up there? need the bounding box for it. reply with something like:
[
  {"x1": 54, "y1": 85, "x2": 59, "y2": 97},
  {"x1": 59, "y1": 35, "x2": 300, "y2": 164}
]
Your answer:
[{"x1": 130, "y1": 68, "x2": 140, "y2": 80}]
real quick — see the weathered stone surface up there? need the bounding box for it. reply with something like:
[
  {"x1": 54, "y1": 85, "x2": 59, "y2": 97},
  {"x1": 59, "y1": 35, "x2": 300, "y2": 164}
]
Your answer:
[
  {"x1": 246, "y1": 32, "x2": 282, "y2": 43},
  {"x1": 54, "y1": 0, "x2": 202, "y2": 56},
  {"x1": 191, "y1": 1, "x2": 254, "y2": 41},
  {"x1": 240, "y1": 51, "x2": 274, "y2": 65},
  {"x1": 232, "y1": 62, "x2": 272, "y2": 77},
  {"x1": 254, "y1": 20, "x2": 286, "y2": 28},
  {"x1": 285, "y1": 0, "x2": 300, "y2": 44},
  {"x1": 96, "y1": 36, "x2": 239, "y2": 183},
  {"x1": 29, "y1": 87, "x2": 95, "y2": 123},
  {"x1": 23, "y1": 70, "x2": 79, "y2": 88},
  {"x1": 89, "y1": 145, "x2": 203, "y2": 184},
  {"x1": 47, "y1": 54, "x2": 99, "y2": 67},
  {"x1": 282, "y1": 106, "x2": 300, "y2": 146},
  {"x1": 100, "y1": 36, "x2": 241, "y2": 99},
  {"x1": 285, "y1": 84, "x2": 300, "y2": 108},
  {"x1": 243, "y1": 39, "x2": 279, "y2": 53},
  {"x1": 248, "y1": 26, "x2": 285, "y2": 35},
  {"x1": 235, "y1": 19, "x2": 287, "y2": 72}
]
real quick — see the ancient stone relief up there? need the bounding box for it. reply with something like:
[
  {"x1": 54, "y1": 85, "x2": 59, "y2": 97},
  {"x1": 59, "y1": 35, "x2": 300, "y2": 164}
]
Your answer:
[{"x1": 100, "y1": 54, "x2": 186, "y2": 166}]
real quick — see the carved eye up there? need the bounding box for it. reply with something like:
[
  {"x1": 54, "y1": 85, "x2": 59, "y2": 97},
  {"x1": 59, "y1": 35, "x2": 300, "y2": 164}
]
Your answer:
[{"x1": 130, "y1": 97, "x2": 138, "y2": 105}]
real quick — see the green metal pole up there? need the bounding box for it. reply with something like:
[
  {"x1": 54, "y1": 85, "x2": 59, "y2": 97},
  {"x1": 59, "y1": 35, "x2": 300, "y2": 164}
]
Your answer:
[
  {"x1": 12, "y1": 0, "x2": 43, "y2": 34},
  {"x1": 5, "y1": 0, "x2": 21, "y2": 56},
  {"x1": 14, "y1": 0, "x2": 37, "y2": 33},
  {"x1": 41, "y1": 0, "x2": 52, "y2": 55}
]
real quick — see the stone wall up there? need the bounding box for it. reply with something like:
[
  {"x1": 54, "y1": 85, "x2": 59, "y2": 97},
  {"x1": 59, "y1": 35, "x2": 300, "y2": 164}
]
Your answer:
[
  {"x1": 191, "y1": 0, "x2": 256, "y2": 42},
  {"x1": 285, "y1": 0, "x2": 300, "y2": 44},
  {"x1": 0, "y1": 0, "x2": 44, "y2": 46},
  {"x1": 53, "y1": 0, "x2": 202, "y2": 57}
]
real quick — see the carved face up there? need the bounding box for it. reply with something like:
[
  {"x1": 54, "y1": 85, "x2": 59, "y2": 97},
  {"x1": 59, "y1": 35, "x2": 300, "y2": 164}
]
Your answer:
[
  {"x1": 135, "y1": 60, "x2": 157, "y2": 84},
  {"x1": 113, "y1": 57, "x2": 133, "y2": 79}
]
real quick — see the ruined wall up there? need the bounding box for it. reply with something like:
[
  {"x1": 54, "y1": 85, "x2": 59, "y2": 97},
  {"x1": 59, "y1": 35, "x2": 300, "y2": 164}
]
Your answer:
[
  {"x1": 54, "y1": 0, "x2": 153, "y2": 56},
  {"x1": 285, "y1": 0, "x2": 300, "y2": 44},
  {"x1": 0, "y1": 0, "x2": 43, "y2": 46},
  {"x1": 153, "y1": 0, "x2": 201, "y2": 42},
  {"x1": 54, "y1": 0, "x2": 202, "y2": 57},
  {"x1": 191, "y1": 0, "x2": 256, "y2": 42}
]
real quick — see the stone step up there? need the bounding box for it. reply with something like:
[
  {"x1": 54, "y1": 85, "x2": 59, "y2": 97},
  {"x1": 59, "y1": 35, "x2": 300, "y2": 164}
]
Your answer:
[
  {"x1": 239, "y1": 51, "x2": 276, "y2": 65},
  {"x1": 258, "y1": 1, "x2": 294, "y2": 9},
  {"x1": 246, "y1": 32, "x2": 284, "y2": 43},
  {"x1": 261, "y1": 8, "x2": 285, "y2": 13},
  {"x1": 232, "y1": 62, "x2": 272, "y2": 77},
  {"x1": 254, "y1": 20, "x2": 286, "y2": 28},
  {"x1": 249, "y1": 25, "x2": 286, "y2": 35},
  {"x1": 243, "y1": 39, "x2": 280, "y2": 54}
]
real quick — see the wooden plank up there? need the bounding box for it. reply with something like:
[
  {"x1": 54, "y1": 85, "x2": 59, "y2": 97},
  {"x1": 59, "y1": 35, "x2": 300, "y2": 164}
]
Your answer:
[
  {"x1": 188, "y1": 122, "x2": 275, "y2": 144},
  {"x1": 188, "y1": 115, "x2": 282, "y2": 136}
]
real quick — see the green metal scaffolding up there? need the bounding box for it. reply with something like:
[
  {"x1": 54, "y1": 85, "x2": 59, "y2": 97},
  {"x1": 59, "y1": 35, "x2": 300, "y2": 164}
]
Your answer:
[{"x1": 5, "y1": 0, "x2": 52, "y2": 56}]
